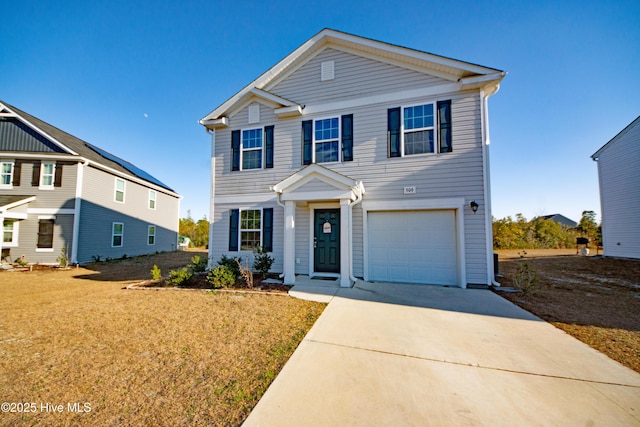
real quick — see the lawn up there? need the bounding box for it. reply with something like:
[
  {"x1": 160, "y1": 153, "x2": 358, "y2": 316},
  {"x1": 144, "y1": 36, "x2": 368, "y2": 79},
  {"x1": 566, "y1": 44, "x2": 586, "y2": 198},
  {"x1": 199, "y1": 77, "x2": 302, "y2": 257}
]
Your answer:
[
  {"x1": 494, "y1": 249, "x2": 640, "y2": 374},
  {"x1": 0, "y1": 250, "x2": 325, "y2": 426}
]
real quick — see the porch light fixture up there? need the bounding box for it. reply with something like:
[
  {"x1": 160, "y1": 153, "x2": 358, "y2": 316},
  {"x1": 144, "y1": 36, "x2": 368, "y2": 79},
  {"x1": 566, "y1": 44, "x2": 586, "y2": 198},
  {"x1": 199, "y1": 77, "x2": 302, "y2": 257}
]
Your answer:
[{"x1": 470, "y1": 200, "x2": 479, "y2": 213}]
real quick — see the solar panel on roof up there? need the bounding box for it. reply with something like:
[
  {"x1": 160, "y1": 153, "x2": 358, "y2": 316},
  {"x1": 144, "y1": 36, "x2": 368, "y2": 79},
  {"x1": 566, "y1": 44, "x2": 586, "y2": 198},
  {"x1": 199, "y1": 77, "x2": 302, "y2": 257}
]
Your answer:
[{"x1": 85, "y1": 143, "x2": 173, "y2": 191}]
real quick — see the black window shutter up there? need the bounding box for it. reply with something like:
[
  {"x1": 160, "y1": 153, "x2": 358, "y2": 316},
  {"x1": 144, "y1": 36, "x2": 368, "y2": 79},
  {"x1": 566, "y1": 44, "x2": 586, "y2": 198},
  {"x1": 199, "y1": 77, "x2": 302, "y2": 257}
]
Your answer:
[
  {"x1": 341, "y1": 114, "x2": 353, "y2": 162},
  {"x1": 54, "y1": 164, "x2": 63, "y2": 187},
  {"x1": 12, "y1": 161, "x2": 21, "y2": 186},
  {"x1": 437, "y1": 100, "x2": 452, "y2": 153},
  {"x1": 302, "y1": 120, "x2": 313, "y2": 165},
  {"x1": 387, "y1": 108, "x2": 401, "y2": 158},
  {"x1": 264, "y1": 125, "x2": 274, "y2": 169},
  {"x1": 229, "y1": 209, "x2": 239, "y2": 251},
  {"x1": 31, "y1": 161, "x2": 41, "y2": 186},
  {"x1": 262, "y1": 208, "x2": 273, "y2": 252},
  {"x1": 231, "y1": 130, "x2": 241, "y2": 171}
]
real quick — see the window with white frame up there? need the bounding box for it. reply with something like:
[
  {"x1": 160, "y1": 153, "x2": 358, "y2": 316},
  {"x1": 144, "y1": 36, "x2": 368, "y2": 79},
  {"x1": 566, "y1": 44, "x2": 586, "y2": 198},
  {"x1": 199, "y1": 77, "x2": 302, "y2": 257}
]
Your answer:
[
  {"x1": 112, "y1": 222, "x2": 124, "y2": 247},
  {"x1": 148, "y1": 190, "x2": 156, "y2": 210},
  {"x1": 314, "y1": 117, "x2": 340, "y2": 163},
  {"x1": 39, "y1": 162, "x2": 55, "y2": 189},
  {"x1": 240, "y1": 209, "x2": 261, "y2": 250},
  {"x1": 114, "y1": 178, "x2": 125, "y2": 203},
  {"x1": 403, "y1": 104, "x2": 435, "y2": 155},
  {"x1": 0, "y1": 161, "x2": 14, "y2": 188},
  {"x1": 147, "y1": 225, "x2": 156, "y2": 245},
  {"x1": 2, "y1": 219, "x2": 19, "y2": 246},
  {"x1": 241, "y1": 128, "x2": 263, "y2": 170}
]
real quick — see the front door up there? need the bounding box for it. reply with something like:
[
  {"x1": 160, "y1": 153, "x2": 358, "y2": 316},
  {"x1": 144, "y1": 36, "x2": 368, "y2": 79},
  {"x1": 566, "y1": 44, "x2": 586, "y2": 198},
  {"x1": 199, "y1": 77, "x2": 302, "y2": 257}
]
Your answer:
[{"x1": 314, "y1": 209, "x2": 340, "y2": 273}]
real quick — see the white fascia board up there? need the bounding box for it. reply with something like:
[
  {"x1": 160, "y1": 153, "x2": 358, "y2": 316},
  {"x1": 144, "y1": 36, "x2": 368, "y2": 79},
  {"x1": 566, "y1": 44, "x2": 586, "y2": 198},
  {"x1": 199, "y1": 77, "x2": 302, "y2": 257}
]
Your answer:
[
  {"x1": 27, "y1": 208, "x2": 75, "y2": 215},
  {"x1": 0, "y1": 196, "x2": 37, "y2": 212},
  {"x1": 214, "y1": 193, "x2": 276, "y2": 204},
  {"x1": 281, "y1": 189, "x2": 356, "y2": 202},
  {"x1": 3, "y1": 212, "x2": 28, "y2": 219},
  {"x1": 200, "y1": 117, "x2": 229, "y2": 129},
  {"x1": 361, "y1": 197, "x2": 465, "y2": 211},
  {"x1": 82, "y1": 158, "x2": 181, "y2": 199},
  {"x1": 275, "y1": 105, "x2": 303, "y2": 118},
  {"x1": 272, "y1": 164, "x2": 358, "y2": 193},
  {"x1": 0, "y1": 153, "x2": 79, "y2": 161},
  {"x1": 459, "y1": 72, "x2": 506, "y2": 90},
  {"x1": 0, "y1": 103, "x2": 79, "y2": 156}
]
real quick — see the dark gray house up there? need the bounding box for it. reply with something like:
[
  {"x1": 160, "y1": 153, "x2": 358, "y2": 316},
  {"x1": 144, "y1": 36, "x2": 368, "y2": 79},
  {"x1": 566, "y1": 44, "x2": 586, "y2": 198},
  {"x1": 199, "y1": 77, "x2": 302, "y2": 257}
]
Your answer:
[
  {"x1": 1, "y1": 101, "x2": 181, "y2": 265},
  {"x1": 541, "y1": 214, "x2": 578, "y2": 228}
]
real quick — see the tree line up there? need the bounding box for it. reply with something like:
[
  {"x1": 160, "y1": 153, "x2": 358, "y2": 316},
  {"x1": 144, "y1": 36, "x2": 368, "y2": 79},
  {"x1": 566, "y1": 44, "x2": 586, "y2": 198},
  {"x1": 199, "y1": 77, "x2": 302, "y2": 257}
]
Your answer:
[
  {"x1": 179, "y1": 211, "x2": 209, "y2": 247},
  {"x1": 493, "y1": 211, "x2": 600, "y2": 249}
]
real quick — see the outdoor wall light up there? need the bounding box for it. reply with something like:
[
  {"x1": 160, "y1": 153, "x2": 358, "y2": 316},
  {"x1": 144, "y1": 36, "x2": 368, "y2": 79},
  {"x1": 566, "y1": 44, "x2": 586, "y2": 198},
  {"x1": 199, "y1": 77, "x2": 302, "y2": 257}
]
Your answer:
[{"x1": 470, "y1": 200, "x2": 479, "y2": 213}]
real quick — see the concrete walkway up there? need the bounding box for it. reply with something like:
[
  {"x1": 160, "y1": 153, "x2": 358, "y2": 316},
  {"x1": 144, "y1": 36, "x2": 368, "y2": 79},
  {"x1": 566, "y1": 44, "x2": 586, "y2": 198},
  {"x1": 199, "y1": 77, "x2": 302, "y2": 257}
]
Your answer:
[{"x1": 243, "y1": 279, "x2": 640, "y2": 426}]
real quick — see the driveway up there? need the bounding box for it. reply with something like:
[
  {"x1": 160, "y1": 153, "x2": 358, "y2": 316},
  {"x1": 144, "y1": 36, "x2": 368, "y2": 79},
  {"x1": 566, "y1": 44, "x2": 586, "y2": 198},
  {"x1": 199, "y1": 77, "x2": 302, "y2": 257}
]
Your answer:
[{"x1": 243, "y1": 280, "x2": 640, "y2": 426}]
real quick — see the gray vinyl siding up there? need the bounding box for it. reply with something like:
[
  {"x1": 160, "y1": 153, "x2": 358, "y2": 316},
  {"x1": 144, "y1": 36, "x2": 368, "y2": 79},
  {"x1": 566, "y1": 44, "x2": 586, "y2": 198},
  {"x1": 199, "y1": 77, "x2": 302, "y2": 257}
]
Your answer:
[
  {"x1": 209, "y1": 49, "x2": 490, "y2": 284},
  {"x1": 595, "y1": 118, "x2": 640, "y2": 259},
  {"x1": 0, "y1": 118, "x2": 65, "y2": 152},
  {"x1": 76, "y1": 166, "x2": 179, "y2": 263}
]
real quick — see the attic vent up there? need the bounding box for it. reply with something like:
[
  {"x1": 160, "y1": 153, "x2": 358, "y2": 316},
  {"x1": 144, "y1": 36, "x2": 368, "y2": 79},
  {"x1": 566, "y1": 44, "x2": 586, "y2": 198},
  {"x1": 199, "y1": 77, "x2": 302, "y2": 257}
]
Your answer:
[
  {"x1": 321, "y1": 60, "x2": 335, "y2": 81},
  {"x1": 248, "y1": 104, "x2": 260, "y2": 124}
]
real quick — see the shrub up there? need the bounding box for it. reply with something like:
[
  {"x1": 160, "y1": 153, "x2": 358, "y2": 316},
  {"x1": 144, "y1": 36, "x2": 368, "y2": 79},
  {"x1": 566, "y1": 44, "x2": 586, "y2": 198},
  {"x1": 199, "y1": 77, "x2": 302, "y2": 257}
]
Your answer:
[
  {"x1": 190, "y1": 255, "x2": 208, "y2": 273},
  {"x1": 206, "y1": 265, "x2": 236, "y2": 288},
  {"x1": 150, "y1": 264, "x2": 162, "y2": 280},
  {"x1": 166, "y1": 268, "x2": 193, "y2": 287},
  {"x1": 56, "y1": 247, "x2": 69, "y2": 268},
  {"x1": 513, "y1": 253, "x2": 537, "y2": 294},
  {"x1": 253, "y1": 246, "x2": 275, "y2": 279},
  {"x1": 217, "y1": 255, "x2": 241, "y2": 282},
  {"x1": 237, "y1": 258, "x2": 254, "y2": 288}
]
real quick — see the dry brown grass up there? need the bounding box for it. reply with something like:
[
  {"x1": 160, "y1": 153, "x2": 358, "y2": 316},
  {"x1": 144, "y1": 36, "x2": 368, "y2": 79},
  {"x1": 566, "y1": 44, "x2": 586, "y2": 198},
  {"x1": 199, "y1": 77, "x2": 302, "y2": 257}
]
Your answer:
[
  {"x1": 494, "y1": 249, "x2": 640, "y2": 373},
  {"x1": 0, "y1": 250, "x2": 325, "y2": 426}
]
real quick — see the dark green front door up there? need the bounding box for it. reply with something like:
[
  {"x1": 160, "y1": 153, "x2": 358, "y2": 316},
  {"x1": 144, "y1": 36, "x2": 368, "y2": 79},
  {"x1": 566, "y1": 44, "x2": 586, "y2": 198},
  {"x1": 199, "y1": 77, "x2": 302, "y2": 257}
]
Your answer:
[{"x1": 314, "y1": 209, "x2": 340, "y2": 273}]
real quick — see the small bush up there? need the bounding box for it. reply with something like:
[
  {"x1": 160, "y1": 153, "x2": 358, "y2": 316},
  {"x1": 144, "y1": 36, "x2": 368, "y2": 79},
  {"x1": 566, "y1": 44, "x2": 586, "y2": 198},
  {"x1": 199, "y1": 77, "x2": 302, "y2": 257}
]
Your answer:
[
  {"x1": 253, "y1": 246, "x2": 275, "y2": 279},
  {"x1": 207, "y1": 265, "x2": 236, "y2": 288},
  {"x1": 150, "y1": 264, "x2": 162, "y2": 280},
  {"x1": 237, "y1": 258, "x2": 254, "y2": 289},
  {"x1": 217, "y1": 255, "x2": 241, "y2": 281},
  {"x1": 190, "y1": 255, "x2": 208, "y2": 273},
  {"x1": 513, "y1": 257, "x2": 537, "y2": 294},
  {"x1": 166, "y1": 268, "x2": 193, "y2": 287}
]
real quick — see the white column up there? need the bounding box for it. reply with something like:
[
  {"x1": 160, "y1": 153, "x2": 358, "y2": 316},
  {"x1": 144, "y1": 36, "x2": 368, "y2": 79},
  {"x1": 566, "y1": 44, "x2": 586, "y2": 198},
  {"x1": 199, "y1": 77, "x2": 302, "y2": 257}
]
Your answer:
[
  {"x1": 283, "y1": 200, "x2": 296, "y2": 285},
  {"x1": 339, "y1": 199, "x2": 350, "y2": 287}
]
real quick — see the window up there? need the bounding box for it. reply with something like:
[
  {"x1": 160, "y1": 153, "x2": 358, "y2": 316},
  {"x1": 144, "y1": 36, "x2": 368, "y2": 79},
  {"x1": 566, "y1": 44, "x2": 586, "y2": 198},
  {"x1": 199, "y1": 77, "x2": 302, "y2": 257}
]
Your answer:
[
  {"x1": 114, "y1": 178, "x2": 125, "y2": 203},
  {"x1": 231, "y1": 126, "x2": 274, "y2": 171},
  {"x1": 37, "y1": 219, "x2": 54, "y2": 250},
  {"x1": 388, "y1": 100, "x2": 452, "y2": 157},
  {"x1": 242, "y1": 128, "x2": 263, "y2": 170},
  {"x1": 147, "y1": 225, "x2": 156, "y2": 245},
  {"x1": 302, "y1": 115, "x2": 353, "y2": 165},
  {"x1": 0, "y1": 161, "x2": 14, "y2": 188},
  {"x1": 112, "y1": 222, "x2": 124, "y2": 247},
  {"x1": 228, "y1": 208, "x2": 273, "y2": 252},
  {"x1": 149, "y1": 190, "x2": 156, "y2": 210},
  {"x1": 39, "y1": 162, "x2": 55, "y2": 189},
  {"x1": 2, "y1": 220, "x2": 18, "y2": 246}
]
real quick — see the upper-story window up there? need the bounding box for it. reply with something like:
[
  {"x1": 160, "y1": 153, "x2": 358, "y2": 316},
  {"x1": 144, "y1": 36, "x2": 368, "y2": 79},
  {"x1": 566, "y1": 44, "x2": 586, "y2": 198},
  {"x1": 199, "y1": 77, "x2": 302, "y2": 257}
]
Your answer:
[
  {"x1": 114, "y1": 178, "x2": 125, "y2": 203},
  {"x1": 388, "y1": 100, "x2": 452, "y2": 157},
  {"x1": 39, "y1": 162, "x2": 55, "y2": 189},
  {"x1": 0, "y1": 161, "x2": 14, "y2": 189},
  {"x1": 302, "y1": 114, "x2": 353, "y2": 165},
  {"x1": 231, "y1": 126, "x2": 274, "y2": 171},
  {"x1": 148, "y1": 190, "x2": 157, "y2": 210}
]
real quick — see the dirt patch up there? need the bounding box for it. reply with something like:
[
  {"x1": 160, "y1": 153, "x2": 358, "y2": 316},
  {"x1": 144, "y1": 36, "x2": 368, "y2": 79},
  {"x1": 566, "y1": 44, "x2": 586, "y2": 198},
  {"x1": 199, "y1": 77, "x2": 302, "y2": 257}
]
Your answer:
[
  {"x1": 494, "y1": 250, "x2": 640, "y2": 373},
  {"x1": 0, "y1": 250, "x2": 325, "y2": 426}
]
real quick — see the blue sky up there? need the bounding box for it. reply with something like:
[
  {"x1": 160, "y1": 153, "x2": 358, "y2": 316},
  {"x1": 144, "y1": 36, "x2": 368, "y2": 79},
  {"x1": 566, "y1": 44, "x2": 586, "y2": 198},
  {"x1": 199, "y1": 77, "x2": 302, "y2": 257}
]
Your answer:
[{"x1": 2, "y1": 0, "x2": 639, "y2": 224}]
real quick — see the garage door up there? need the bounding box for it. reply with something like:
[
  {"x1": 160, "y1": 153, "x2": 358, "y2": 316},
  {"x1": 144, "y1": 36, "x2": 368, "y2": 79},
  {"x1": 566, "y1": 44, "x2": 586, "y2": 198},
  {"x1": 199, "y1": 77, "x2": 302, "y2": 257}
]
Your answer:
[{"x1": 368, "y1": 210, "x2": 458, "y2": 285}]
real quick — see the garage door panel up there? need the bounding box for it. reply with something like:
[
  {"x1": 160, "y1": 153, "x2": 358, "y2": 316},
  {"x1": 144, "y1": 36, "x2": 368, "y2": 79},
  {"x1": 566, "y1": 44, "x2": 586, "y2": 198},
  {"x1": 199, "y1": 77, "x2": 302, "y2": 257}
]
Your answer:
[{"x1": 368, "y1": 210, "x2": 457, "y2": 285}]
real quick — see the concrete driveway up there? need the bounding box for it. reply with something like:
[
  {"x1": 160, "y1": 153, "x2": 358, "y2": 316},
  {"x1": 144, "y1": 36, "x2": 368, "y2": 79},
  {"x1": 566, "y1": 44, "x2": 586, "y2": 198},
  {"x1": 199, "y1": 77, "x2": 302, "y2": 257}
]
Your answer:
[{"x1": 243, "y1": 279, "x2": 640, "y2": 426}]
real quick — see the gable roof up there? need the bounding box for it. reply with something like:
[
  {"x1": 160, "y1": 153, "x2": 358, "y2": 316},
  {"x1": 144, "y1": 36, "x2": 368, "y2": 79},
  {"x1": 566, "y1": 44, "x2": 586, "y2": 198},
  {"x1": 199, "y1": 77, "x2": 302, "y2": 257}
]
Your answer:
[
  {"x1": 591, "y1": 115, "x2": 640, "y2": 161},
  {"x1": 541, "y1": 214, "x2": 578, "y2": 228},
  {"x1": 0, "y1": 101, "x2": 177, "y2": 194},
  {"x1": 200, "y1": 28, "x2": 505, "y2": 127}
]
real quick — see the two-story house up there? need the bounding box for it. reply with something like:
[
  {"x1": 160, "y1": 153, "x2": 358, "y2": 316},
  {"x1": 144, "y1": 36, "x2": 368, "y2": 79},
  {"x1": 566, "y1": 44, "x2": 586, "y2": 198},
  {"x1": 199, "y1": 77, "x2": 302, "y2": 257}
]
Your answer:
[
  {"x1": 200, "y1": 29, "x2": 505, "y2": 288},
  {"x1": 1, "y1": 101, "x2": 181, "y2": 265}
]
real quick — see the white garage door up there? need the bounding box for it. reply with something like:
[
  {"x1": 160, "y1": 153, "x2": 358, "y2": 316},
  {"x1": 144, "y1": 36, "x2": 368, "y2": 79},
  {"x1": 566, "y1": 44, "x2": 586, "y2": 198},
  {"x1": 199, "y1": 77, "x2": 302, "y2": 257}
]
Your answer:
[{"x1": 368, "y1": 210, "x2": 458, "y2": 285}]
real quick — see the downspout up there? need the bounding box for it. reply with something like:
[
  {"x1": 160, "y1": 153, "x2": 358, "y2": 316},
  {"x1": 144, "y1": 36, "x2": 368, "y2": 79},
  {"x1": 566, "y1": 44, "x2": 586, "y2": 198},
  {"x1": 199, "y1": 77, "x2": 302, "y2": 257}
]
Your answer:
[
  {"x1": 480, "y1": 85, "x2": 501, "y2": 287},
  {"x1": 206, "y1": 128, "x2": 216, "y2": 268},
  {"x1": 71, "y1": 159, "x2": 88, "y2": 265},
  {"x1": 348, "y1": 182, "x2": 364, "y2": 284}
]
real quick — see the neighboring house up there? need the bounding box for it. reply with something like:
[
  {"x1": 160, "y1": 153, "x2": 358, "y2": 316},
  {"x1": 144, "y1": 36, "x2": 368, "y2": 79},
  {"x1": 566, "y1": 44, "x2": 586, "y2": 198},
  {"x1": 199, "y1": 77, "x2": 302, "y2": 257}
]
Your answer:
[
  {"x1": 1, "y1": 101, "x2": 181, "y2": 265},
  {"x1": 541, "y1": 214, "x2": 577, "y2": 229},
  {"x1": 591, "y1": 116, "x2": 640, "y2": 259},
  {"x1": 200, "y1": 29, "x2": 505, "y2": 288}
]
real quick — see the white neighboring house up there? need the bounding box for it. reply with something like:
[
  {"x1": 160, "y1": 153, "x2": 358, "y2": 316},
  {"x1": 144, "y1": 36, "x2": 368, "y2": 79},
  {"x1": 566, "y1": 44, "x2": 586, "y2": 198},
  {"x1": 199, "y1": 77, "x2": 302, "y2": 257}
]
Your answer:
[
  {"x1": 200, "y1": 29, "x2": 506, "y2": 288},
  {"x1": 591, "y1": 116, "x2": 640, "y2": 259}
]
